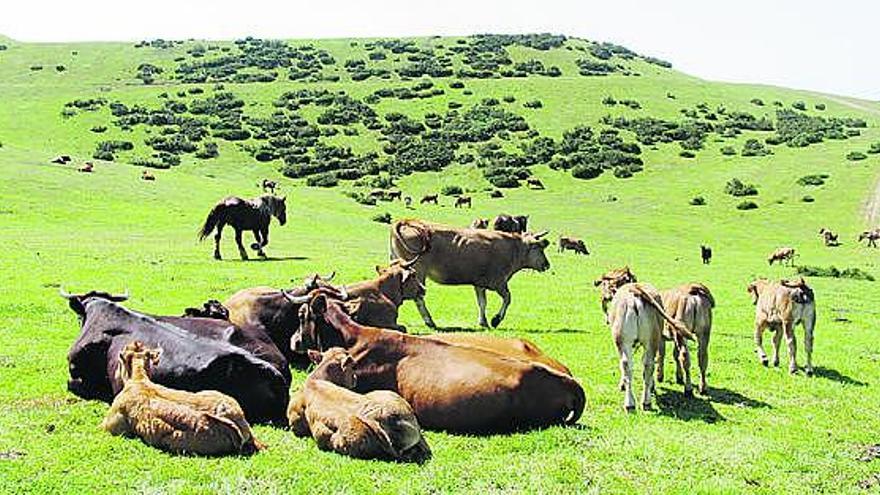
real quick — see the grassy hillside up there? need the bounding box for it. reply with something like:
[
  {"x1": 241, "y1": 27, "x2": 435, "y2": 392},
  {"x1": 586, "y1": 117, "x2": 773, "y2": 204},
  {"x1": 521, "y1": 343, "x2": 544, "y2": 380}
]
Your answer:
[{"x1": 1, "y1": 34, "x2": 879, "y2": 494}]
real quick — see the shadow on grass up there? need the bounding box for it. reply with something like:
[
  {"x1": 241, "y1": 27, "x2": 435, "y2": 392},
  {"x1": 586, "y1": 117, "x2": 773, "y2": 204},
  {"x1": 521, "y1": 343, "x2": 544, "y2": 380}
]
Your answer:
[
  {"x1": 228, "y1": 255, "x2": 310, "y2": 262},
  {"x1": 512, "y1": 327, "x2": 584, "y2": 334},
  {"x1": 813, "y1": 366, "x2": 868, "y2": 386},
  {"x1": 705, "y1": 386, "x2": 771, "y2": 409},
  {"x1": 655, "y1": 388, "x2": 725, "y2": 423}
]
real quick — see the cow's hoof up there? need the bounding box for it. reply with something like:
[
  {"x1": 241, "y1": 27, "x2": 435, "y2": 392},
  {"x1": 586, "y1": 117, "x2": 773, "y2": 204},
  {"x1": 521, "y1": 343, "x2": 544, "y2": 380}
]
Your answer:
[
  {"x1": 478, "y1": 320, "x2": 489, "y2": 328},
  {"x1": 641, "y1": 403, "x2": 653, "y2": 411},
  {"x1": 789, "y1": 368, "x2": 798, "y2": 375},
  {"x1": 624, "y1": 405, "x2": 636, "y2": 413},
  {"x1": 250, "y1": 242, "x2": 261, "y2": 250},
  {"x1": 805, "y1": 368, "x2": 813, "y2": 377},
  {"x1": 772, "y1": 360, "x2": 780, "y2": 368},
  {"x1": 213, "y1": 254, "x2": 222, "y2": 261},
  {"x1": 760, "y1": 358, "x2": 769, "y2": 367},
  {"x1": 490, "y1": 316, "x2": 502, "y2": 328}
]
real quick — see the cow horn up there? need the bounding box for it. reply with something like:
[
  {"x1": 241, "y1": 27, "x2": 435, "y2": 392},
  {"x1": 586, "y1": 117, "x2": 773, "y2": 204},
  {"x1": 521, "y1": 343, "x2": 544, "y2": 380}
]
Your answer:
[
  {"x1": 114, "y1": 289, "x2": 130, "y2": 302},
  {"x1": 533, "y1": 230, "x2": 549, "y2": 240},
  {"x1": 280, "y1": 289, "x2": 312, "y2": 305},
  {"x1": 58, "y1": 287, "x2": 74, "y2": 299},
  {"x1": 401, "y1": 256, "x2": 419, "y2": 269},
  {"x1": 322, "y1": 271, "x2": 336, "y2": 282}
]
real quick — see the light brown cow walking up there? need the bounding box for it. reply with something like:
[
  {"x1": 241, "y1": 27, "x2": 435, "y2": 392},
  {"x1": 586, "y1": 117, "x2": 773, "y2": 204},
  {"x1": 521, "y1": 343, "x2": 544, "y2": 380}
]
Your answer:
[
  {"x1": 607, "y1": 283, "x2": 693, "y2": 411},
  {"x1": 657, "y1": 283, "x2": 714, "y2": 395},
  {"x1": 767, "y1": 247, "x2": 797, "y2": 266},
  {"x1": 101, "y1": 341, "x2": 263, "y2": 456},
  {"x1": 748, "y1": 278, "x2": 817, "y2": 375}
]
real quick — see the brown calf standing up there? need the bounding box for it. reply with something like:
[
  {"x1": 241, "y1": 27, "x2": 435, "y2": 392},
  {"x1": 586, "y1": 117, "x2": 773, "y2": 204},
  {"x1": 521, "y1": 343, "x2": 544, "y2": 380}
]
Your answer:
[
  {"x1": 767, "y1": 247, "x2": 797, "y2": 266},
  {"x1": 420, "y1": 194, "x2": 438, "y2": 205},
  {"x1": 101, "y1": 341, "x2": 263, "y2": 456},
  {"x1": 748, "y1": 278, "x2": 817, "y2": 375},
  {"x1": 657, "y1": 283, "x2": 714, "y2": 395},
  {"x1": 454, "y1": 196, "x2": 472, "y2": 208},
  {"x1": 386, "y1": 190, "x2": 403, "y2": 201},
  {"x1": 288, "y1": 347, "x2": 431, "y2": 463},
  {"x1": 858, "y1": 229, "x2": 879, "y2": 248},
  {"x1": 558, "y1": 236, "x2": 589, "y2": 255}
]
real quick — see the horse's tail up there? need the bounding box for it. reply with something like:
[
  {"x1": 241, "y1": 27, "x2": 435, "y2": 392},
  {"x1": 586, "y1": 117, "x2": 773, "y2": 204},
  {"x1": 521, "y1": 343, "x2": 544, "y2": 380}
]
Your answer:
[{"x1": 199, "y1": 203, "x2": 225, "y2": 241}]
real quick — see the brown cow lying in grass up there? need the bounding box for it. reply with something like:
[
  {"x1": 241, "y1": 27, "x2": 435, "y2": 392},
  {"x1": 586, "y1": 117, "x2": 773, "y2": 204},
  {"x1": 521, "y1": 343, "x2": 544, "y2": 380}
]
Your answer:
[
  {"x1": 657, "y1": 283, "x2": 714, "y2": 395},
  {"x1": 767, "y1": 247, "x2": 797, "y2": 266},
  {"x1": 748, "y1": 278, "x2": 817, "y2": 375},
  {"x1": 293, "y1": 293, "x2": 585, "y2": 433},
  {"x1": 288, "y1": 348, "x2": 431, "y2": 463},
  {"x1": 423, "y1": 333, "x2": 572, "y2": 376},
  {"x1": 101, "y1": 341, "x2": 263, "y2": 456},
  {"x1": 607, "y1": 283, "x2": 694, "y2": 411}
]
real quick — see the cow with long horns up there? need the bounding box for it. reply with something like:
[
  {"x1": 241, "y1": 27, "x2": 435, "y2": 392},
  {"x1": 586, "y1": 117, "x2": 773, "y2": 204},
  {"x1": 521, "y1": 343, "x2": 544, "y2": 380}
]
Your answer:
[{"x1": 389, "y1": 219, "x2": 550, "y2": 328}]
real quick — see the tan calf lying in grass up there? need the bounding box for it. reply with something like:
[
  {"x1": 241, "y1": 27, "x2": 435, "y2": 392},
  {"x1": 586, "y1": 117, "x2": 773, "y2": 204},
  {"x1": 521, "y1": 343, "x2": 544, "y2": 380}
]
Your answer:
[
  {"x1": 748, "y1": 278, "x2": 817, "y2": 375},
  {"x1": 657, "y1": 283, "x2": 714, "y2": 396},
  {"x1": 607, "y1": 283, "x2": 694, "y2": 411},
  {"x1": 288, "y1": 348, "x2": 431, "y2": 463},
  {"x1": 101, "y1": 341, "x2": 263, "y2": 456}
]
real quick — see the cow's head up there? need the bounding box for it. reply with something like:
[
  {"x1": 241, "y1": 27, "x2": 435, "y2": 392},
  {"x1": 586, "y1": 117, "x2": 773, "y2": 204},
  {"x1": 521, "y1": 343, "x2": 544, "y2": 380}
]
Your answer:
[
  {"x1": 292, "y1": 292, "x2": 338, "y2": 353},
  {"x1": 747, "y1": 279, "x2": 768, "y2": 305},
  {"x1": 522, "y1": 231, "x2": 551, "y2": 272},
  {"x1": 60, "y1": 288, "x2": 129, "y2": 320},
  {"x1": 381, "y1": 257, "x2": 425, "y2": 300},
  {"x1": 515, "y1": 215, "x2": 529, "y2": 232},
  {"x1": 271, "y1": 196, "x2": 287, "y2": 226},
  {"x1": 116, "y1": 341, "x2": 161, "y2": 383},
  {"x1": 593, "y1": 267, "x2": 637, "y2": 313},
  {"x1": 307, "y1": 347, "x2": 357, "y2": 389}
]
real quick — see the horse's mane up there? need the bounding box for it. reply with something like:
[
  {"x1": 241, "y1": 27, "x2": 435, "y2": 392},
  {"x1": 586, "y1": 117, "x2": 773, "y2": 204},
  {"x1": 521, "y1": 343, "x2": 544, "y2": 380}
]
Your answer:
[{"x1": 254, "y1": 195, "x2": 279, "y2": 217}]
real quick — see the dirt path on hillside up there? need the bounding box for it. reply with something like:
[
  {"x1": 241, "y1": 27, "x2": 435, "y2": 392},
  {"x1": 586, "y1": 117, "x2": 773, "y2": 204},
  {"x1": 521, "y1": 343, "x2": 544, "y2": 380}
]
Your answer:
[{"x1": 825, "y1": 96, "x2": 880, "y2": 117}]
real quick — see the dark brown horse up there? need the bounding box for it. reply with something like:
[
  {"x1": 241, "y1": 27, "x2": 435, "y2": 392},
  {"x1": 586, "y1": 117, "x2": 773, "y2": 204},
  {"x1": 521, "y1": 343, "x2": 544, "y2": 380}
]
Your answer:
[{"x1": 199, "y1": 195, "x2": 287, "y2": 260}]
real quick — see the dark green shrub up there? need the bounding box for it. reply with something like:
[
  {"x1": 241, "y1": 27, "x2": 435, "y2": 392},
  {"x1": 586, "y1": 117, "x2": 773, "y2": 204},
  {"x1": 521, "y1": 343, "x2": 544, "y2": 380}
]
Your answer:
[
  {"x1": 736, "y1": 200, "x2": 758, "y2": 210},
  {"x1": 847, "y1": 151, "x2": 867, "y2": 161},
  {"x1": 868, "y1": 143, "x2": 880, "y2": 154},
  {"x1": 195, "y1": 142, "x2": 219, "y2": 159},
  {"x1": 802, "y1": 195, "x2": 815, "y2": 203},
  {"x1": 306, "y1": 172, "x2": 339, "y2": 187},
  {"x1": 796, "y1": 265, "x2": 874, "y2": 281},
  {"x1": 742, "y1": 138, "x2": 771, "y2": 157},
  {"x1": 796, "y1": 174, "x2": 829, "y2": 186},
  {"x1": 679, "y1": 150, "x2": 695, "y2": 158},
  {"x1": 56, "y1": 65, "x2": 66, "y2": 72},
  {"x1": 571, "y1": 163, "x2": 603, "y2": 179},
  {"x1": 720, "y1": 146, "x2": 736, "y2": 156},
  {"x1": 725, "y1": 178, "x2": 758, "y2": 196},
  {"x1": 503, "y1": 95, "x2": 516, "y2": 103},
  {"x1": 750, "y1": 98, "x2": 764, "y2": 106},
  {"x1": 792, "y1": 101, "x2": 807, "y2": 111},
  {"x1": 441, "y1": 185, "x2": 463, "y2": 196},
  {"x1": 815, "y1": 103, "x2": 826, "y2": 111},
  {"x1": 689, "y1": 196, "x2": 706, "y2": 206},
  {"x1": 30, "y1": 65, "x2": 43, "y2": 71},
  {"x1": 449, "y1": 81, "x2": 465, "y2": 89},
  {"x1": 523, "y1": 100, "x2": 543, "y2": 109},
  {"x1": 90, "y1": 126, "x2": 108, "y2": 133}
]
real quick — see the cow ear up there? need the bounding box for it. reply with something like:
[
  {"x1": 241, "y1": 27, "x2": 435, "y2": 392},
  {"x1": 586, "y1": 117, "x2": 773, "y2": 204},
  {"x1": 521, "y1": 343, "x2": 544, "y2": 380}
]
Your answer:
[
  {"x1": 310, "y1": 294, "x2": 328, "y2": 315},
  {"x1": 307, "y1": 349, "x2": 323, "y2": 365}
]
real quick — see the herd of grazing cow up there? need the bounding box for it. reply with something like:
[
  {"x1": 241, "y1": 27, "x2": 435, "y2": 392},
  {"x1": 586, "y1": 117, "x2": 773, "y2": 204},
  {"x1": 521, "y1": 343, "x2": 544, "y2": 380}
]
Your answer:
[{"x1": 62, "y1": 215, "x2": 824, "y2": 462}]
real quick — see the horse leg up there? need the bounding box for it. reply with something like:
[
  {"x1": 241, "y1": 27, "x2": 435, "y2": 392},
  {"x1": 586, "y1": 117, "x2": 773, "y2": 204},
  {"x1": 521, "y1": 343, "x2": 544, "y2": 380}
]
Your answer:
[
  {"x1": 213, "y1": 222, "x2": 225, "y2": 260},
  {"x1": 252, "y1": 230, "x2": 266, "y2": 258},
  {"x1": 234, "y1": 229, "x2": 248, "y2": 260}
]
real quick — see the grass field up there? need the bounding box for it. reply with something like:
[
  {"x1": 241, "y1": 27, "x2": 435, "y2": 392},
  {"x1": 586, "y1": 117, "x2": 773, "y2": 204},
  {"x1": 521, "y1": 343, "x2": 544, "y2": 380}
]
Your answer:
[{"x1": 1, "y1": 34, "x2": 880, "y2": 494}]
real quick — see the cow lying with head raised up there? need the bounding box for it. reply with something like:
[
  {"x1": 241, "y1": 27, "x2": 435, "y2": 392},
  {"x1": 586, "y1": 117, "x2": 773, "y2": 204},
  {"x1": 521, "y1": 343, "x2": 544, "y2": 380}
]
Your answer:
[
  {"x1": 102, "y1": 341, "x2": 263, "y2": 456},
  {"x1": 390, "y1": 219, "x2": 550, "y2": 328},
  {"x1": 293, "y1": 293, "x2": 585, "y2": 433},
  {"x1": 62, "y1": 290, "x2": 289, "y2": 424},
  {"x1": 748, "y1": 278, "x2": 817, "y2": 375},
  {"x1": 337, "y1": 259, "x2": 425, "y2": 331},
  {"x1": 288, "y1": 347, "x2": 431, "y2": 463},
  {"x1": 657, "y1": 283, "x2": 714, "y2": 395},
  {"x1": 224, "y1": 273, "x2": 342, "y2": 368},
  {"x1": 607, "y1": 283, "x2": 694, "y2": 411}
]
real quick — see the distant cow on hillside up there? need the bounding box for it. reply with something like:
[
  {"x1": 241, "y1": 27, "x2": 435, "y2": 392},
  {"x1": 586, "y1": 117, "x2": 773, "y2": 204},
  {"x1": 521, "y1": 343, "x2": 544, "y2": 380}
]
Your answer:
[
  {"x1": 767, "y1": 247, "x2": 797, "y2": 266},
  {"x1": 454, "y1": 196, "x2": 472, "y2": 208},
  {"x1": 700, "y1": 245, "x2": 712, "y2": 264},
  {"x1": 558, "y1": 236, "x2": 589, "y2": 255},
  {"x1": 420, "y1": 194, "x2": 438, "y2": 205}
]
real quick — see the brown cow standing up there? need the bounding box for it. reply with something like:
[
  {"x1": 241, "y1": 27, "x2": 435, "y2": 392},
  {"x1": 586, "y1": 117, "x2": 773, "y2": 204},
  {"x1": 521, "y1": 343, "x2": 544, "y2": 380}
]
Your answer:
[
  {"x1": 558, "y1": 236, "x2": 589, "y2": 255},
  {"x1": 386, "y1": 190, "x2": 403, "y2": 201},
  {"x1": 420, "y1": 194, "x2": 438, "y2": 205},
  {"x1": 657, "y1": 283, "x2": 714, "y2": 395},
  {"x1": 390, "y1": 219, "x2": 550, "y2": 328},
  {"x1": 858, "y1": 229, "x2": 879, "y2": 248},
  {"x1": 287, "y1": 348, "x2": 431, "y2": 463},
  {"x1": 492, "y1": 214, "x2": 528, "y2": 234},
  {"x1": 748, "y1": 278, "x2": 817, "y2": 375},
  {"x1": 292, "y1": 294, "x2": 585, "y2": 433},
  {"x1": 454, "y1": 196, "x2": 472, "y2": 208},
  {"x1": 767, "y1": 247, "x2": 797, "y2": 266}
]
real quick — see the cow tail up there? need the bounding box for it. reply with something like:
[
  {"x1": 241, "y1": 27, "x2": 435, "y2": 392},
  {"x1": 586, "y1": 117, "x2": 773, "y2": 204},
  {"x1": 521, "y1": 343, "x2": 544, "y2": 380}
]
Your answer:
[
  {"x1": 633, "y1": 285, "x2": 695, "y2": 341},
  {"x1": 564, "y1": 378, "x2": 586, "y2": 425},
  {"x1": 392, "y1": 220, "x2": 430, "y2": 260},
  {"x1": 198, "y1": 203, "x2": 224, "y2": 241}
]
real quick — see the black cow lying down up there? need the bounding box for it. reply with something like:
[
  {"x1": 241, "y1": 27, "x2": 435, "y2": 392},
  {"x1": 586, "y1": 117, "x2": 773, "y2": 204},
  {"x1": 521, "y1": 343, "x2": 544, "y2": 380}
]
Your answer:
[{"x1": 62, "y1": 290, "x2": 289, "y2": 424}]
